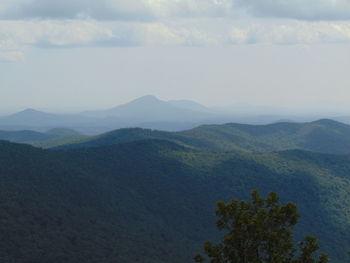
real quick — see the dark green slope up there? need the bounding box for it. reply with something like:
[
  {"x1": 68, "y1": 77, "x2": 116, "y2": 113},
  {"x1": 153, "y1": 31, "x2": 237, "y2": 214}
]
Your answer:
[
  {"x1": 0, "y1": 140, "x2": 349, "y2": 262},
  {"x1": 57, "y1": 118, "x2": 350, "y2": 154},
  {"x1": 54, "y1": 127, "x2": 183, "y2": 150}
]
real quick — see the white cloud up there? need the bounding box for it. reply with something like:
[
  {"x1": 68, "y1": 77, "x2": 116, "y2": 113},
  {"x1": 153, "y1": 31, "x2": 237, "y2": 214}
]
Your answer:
[
  {"x1": 228, "y1": 22, "x2": 350, "y2": 45},
  {"x1": 0, "y1": 20, "x2": 115, "y2": 50},
  {"x1": 236, "y1": 0, "x2": 350, "y2": 21},
  {"x1": 137, "y1": 23, "x2": 220, "y2": 46},
  {"x1": 0, "y1": 20, "x2": 116, "y2": 60},
  {"x1": 0, "y1": 51, "x2": 24, "y2": 62},
  {"x1": 0, "y1": 18, "x2": 350, "y2": 62},
  {"x1": 0, "y1": 0, "x2": 235, "y2": 20},
  {"x1": 1, "y1": 0, "x2": 350, "y2": 21}
]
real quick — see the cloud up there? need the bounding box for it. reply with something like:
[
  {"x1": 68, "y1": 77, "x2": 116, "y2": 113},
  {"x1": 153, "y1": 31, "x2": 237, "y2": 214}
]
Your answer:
[
  {"x1": 236, "y1": 0, "x2": 350, "y2": 21},
  {"x1": 1, "y1": 0, "x2": 350, "y2": 22},
  {"x1": 228, "y1": 22, "x2": 350, "y2": 44},
  {"x1": 0, "y1": 51, "x2": 24, "y2": 62},
  {"x1": 0, "y1": 20, "x2": 118, "y2": 60},
  {"x1": 0, "y1": 18, "x2": 350, "y2": 62},
  {"x1": 0, "y1": 20, "x2": 115, "y2": 48},
  {"x1": 136, "y1": 20, "x2": 350, "y2": 46},
  {"x1": 0, "y1": 0, "x2": 235, "y2": 21},
  {"x1": 136, "y1": 23, "x2": 220, "y2": 46}
]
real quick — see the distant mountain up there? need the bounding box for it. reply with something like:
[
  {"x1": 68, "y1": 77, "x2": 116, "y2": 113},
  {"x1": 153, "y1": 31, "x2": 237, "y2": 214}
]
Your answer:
[
  {"x1": 0, "y1": 109, "x2": 100, "y2": 133},
  {"x1": 0, "y1": 127, "x2": 82, "y2": 145},
  {"x1": 0, "y1": 97, "x2": 217, "y2": 133},
  {"x1": 8, "y1": 108, "x2": 56, "y2": 122},
  {"x1": 167, "y1": 99, "x2": 210, "y2": 112},
  {"x1": 45, "y1": 128, "x2": 82, "y2": 137},
  {"x1": 81, "y1": 95, "x2": 213, "y2": 122},
  {"x1": 0, "y1": 129, "x2": 56, "y2": 143},
  {"x1": 0, "y1": 140, "x2": 349, "y2": 262},
  {"x1": 1, "y1": 97, "x2": 344, "y2": 134},
  {"x1": 333, "y1": 116, "x2": 350, "y2": 125},
  {"x1": 56, "y1": 119, "x2": 350, "y2": 154}
]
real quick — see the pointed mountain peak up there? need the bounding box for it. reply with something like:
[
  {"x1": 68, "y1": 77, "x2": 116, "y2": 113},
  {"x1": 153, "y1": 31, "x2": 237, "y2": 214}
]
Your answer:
[
  {"x1": 20, "y1": 108, "x2": 41, "y2": 114},
  {"x1": 8, "y1": 108, "x2": 55, "y2": 119},
  {"x1": 11, "y1": 108, "x2": 44, "y2": 116},
  {"x1": 131, "y1": 95, "x2": 161, "y2": 103},
  {"x1": 115, "y1": 95, "x2": 164, "y2": 108}
]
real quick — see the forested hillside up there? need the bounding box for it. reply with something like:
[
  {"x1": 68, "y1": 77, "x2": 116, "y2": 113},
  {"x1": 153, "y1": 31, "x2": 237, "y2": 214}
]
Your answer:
[
  {"x1": 0, "y1": 130, "x2": 55, "y2": 142},
  {"x1": 0, "y1": 140, "x2": 349, "y2": 263},
  {"x1": 57, "y1": 119, "x2": 350, "y2": 154},
  {"x1": 0, "y1": 128, "x2": 84, "y2": 146}
]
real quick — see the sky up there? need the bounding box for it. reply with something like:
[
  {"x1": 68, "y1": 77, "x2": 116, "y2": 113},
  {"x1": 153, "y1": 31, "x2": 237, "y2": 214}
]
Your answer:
[{"x1": 0, "y1": 0, "x2": 349, "y2": 114}]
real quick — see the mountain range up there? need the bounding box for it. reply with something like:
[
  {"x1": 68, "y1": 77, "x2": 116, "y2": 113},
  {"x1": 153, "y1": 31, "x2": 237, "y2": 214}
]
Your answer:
[
  {"x1": 0, "y1": 138, "x2": 349, "y2": 263},
  {"x1": 55, "y1": 118, "x2": 350, "y2": 154},
  {"x1": 0, "y1": 128, "x2": 82, "y2": 144},
  {"x1": 3, "y1": 95, "x2": 343, "y2": 134},
  {"x1": 0, "y1": 96, "x2": 217, "y2": 134},
  {"x1": 4, "y1": 117, "x2": 350, "y2": 156},
  {"x1": 1, "y1": 98, "x2": 350, "y2": 262}
]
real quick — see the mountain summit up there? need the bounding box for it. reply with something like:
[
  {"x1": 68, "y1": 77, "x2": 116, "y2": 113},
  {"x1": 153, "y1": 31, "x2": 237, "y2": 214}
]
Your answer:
[
  {"x1": 9, "y1": 108, "x2": 55, "y2": 120},
  {"x1": 81, "y1": 95, "x2": 212, "y2": 123}
]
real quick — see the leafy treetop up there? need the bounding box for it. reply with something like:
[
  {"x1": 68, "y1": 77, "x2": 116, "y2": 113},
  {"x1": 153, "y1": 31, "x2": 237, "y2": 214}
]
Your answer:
[{"x1": 195, "y1": 190, "x2": 329, "y2": 263}]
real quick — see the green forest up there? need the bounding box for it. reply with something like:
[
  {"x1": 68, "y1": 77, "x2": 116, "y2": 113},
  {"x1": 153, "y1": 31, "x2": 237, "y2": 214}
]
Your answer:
[{"x1": 0, "y1": 120, "x2": 350, "y2": 262}]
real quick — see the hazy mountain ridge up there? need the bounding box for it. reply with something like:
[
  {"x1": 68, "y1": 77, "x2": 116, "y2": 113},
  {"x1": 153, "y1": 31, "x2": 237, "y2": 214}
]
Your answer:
[
  {"x1": 2, "y1": 95, "x2": 339, "y2": 134},
  {"x1": 0, "y1": 128, "x2": 83, "y2": 144},
  {"x1": 56, "y1": 118, "x2": 350, "y2": 154},
  {"x1": 2, "y1": 97, "x2": 350, "y2": 263},
  {"x1": 81, "y1": 95, "x2": 211, "y2": 119},
  {"x1": 0, "y1": 96, "x2": 218, "y2": 133}
]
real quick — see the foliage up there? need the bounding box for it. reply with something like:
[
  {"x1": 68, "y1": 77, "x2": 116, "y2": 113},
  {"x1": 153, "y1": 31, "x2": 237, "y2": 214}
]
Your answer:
[
  {"x1": 0, "y1": 128, "x2": 83, "y2": 145},
  {"x1": 56, "y1": 119, "x2": 350, "y2": 154},
  {"x1": 0, "y1": 130, "x2": 55, "y2": 142},
  {"x1": 195, "y1": 190, "x2": 328, "y2": 263},
  {"x1": 0, "y1": 140, "x2": 349, "y2": 262}
]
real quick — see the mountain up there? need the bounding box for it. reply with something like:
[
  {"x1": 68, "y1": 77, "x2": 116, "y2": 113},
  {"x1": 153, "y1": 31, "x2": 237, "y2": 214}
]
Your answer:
[
  {"x1": 0, "y1": 128, "x2": 84, "y2": 146},
  {"x1": 0, "y1": 140, "x2": 349, "y2": 262},
  {"x1": 0, "y1": 97, "x2": 218, "y2": 133},
  {"x1": 7, "y1": 108, "x2": 56, "y2": 122},
  {"x1": 81, "y1": 95, "x2": 213, "y2": 122},
  {"x1": 56, "y1": 118, "x2": 350, "y2": 154},
  {"x1": 45, "y1": 128, "x2": 82, "y2": 137},
  {"x1": 0, "y1": 129, "x2": 56, "y2": 143},
  {"x1": 0, "y1": 109, "x2": 97, "y2": 132},
  {"x1": 0, "y1": 97, "x2": 319, "y2": 134},
  {"x1": 167, "y1": 99, "x2": 210, "y2": 112}
]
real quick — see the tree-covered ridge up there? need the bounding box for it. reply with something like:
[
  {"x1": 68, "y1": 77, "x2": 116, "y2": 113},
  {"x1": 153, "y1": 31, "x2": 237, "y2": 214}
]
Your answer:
[
  {"x1": 55, "y1": 119, "x2": 350, "y2": 154},
  {"x1": 0, "y1": 139, "x2": 349, "y2": 262},
  {"x1": 0, "y1": 128, "x2": 85, "y2": 146},
  {"x1": 0, "y1": 129, "x2": 56, "y2": 142}
]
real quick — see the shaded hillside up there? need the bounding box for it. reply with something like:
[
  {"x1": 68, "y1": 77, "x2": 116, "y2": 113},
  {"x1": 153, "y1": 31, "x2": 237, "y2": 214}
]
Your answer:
[
  {"x1": 0, "y1": 140, "x2": 349, "y2": 262},
  {"x1": 0, "y1": 130, "x2": 56, "y2": 143},
  {"x1": 30, "y1": 135, "x2": 88, "y2": 149},
  {"x1": 45, "y1": 128, "x2": 81, "y2": 137},
  {"x1": 0, "y1": 128, "x2": 83, "y2": 145},
  {"x1": 57, "y1": 119, "x2": 350, "y2": 154}
]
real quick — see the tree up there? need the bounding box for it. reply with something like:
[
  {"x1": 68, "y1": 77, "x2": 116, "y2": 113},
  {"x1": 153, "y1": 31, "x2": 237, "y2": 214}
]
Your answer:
[{"x1": 194, "y1": 190, "x2": 328, "y2": 263}]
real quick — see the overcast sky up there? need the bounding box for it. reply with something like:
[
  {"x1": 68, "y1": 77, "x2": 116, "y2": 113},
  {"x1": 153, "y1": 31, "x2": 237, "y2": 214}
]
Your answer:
[{"x1": 0, "y1": 0, "x2": 349, "y2": 114}]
